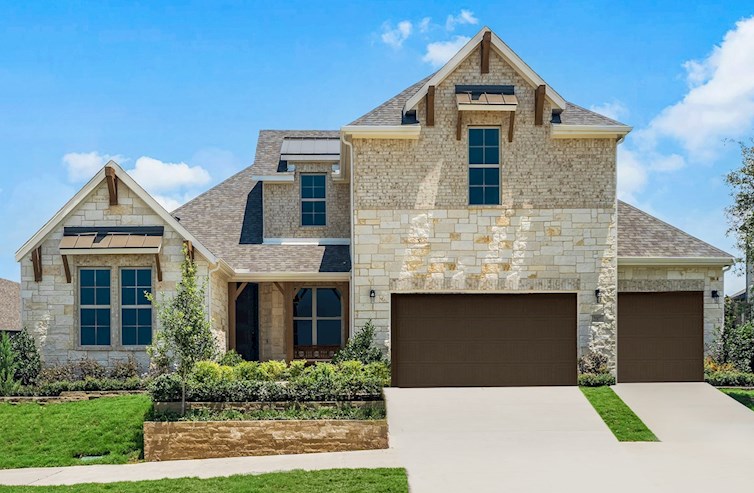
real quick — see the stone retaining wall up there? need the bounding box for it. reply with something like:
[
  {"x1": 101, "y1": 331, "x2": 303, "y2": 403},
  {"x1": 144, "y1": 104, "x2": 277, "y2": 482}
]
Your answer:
[
  {"x1": 143, "y1": 419, "x2": 388, "y2": 461},
  {"x1": 153, "y1": 400, "x2": 384, "y2": 414}
]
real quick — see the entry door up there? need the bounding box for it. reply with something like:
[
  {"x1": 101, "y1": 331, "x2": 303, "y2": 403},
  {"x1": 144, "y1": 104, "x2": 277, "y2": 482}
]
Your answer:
[{"x1": 235, "y1": 282, "x2": 259, "y2": 361}]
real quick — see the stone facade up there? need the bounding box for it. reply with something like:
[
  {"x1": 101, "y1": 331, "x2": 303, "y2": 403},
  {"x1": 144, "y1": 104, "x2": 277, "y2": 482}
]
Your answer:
[
  {"x1": 258, "y1": 282, "x2": 286, "y2": 360},
  {"x1": 351, "y1": 45, "x2": 618, "y2": 364},
  {"x1": 618, "y1": 265, "x2": 725, "y2": 349},
  {"x1": 143, "y1": 419, "x2": 388, "y2": 461},
  {"x1": 263, "y1": 162, "x2": 350, "y2": 239},
  {"x1": 19, "y1": 179, "x2": 228, "y2": 369}
]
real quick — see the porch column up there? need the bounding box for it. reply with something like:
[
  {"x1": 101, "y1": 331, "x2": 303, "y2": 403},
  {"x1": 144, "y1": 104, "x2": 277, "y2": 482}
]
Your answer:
[{"x1": 227, "y1": 282, "x2": 236, "y2": 351}]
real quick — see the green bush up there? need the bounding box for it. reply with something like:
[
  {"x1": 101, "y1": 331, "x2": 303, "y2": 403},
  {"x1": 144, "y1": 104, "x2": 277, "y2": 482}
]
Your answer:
[
  {"x1": 332, "y1": 320, "x2": 386, "y2": 365},
  {"x1": 149, "y1": 373, "x2": 183, "y2": 401},
  {"x1": 218, "y1": 350, "x2": 244, "y2": 367},
  {"x1": 0, "y1": 332, "x2": 19, "y2": 396},
  {"x1": 233, "y1": 361, "x2": 261, "y2": 381},
  {"x1": 285, "y1": 360, "x2": 307, "y2": 379},
  {"x1": 10, "y1": 328, "x2": 41, "y2": 385},
  {"x1": 18, "y1": 377, "x2": 146, "y2": 397},
  {"x1": 578, "y1": 373, "x2": 616, "y2": 387},
  {"x1": 109, "y1": 355, "x2": 140, "y2": 380},
  {"x1": 258, "y1": 360, "x2": 287, "y2": 381},
  {"x1": 578, "y1": 351, "x2": 609, "y2": 375},
  {"x1": 705, "y1": 370, "x2": 754, "y2": 387}
]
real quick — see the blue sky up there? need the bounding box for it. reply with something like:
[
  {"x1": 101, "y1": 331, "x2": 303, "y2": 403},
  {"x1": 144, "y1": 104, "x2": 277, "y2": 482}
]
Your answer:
[{"x1": 1, "y1": 1, "x2": 753, "y2": 293}]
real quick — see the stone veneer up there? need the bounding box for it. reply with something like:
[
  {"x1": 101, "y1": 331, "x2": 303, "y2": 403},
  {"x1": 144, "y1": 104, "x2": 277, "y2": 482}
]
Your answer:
[
  {"x1": 617, "y1": 265, "x2": 724, "y2": 349},
  {"x1": 20, "y1": 179, "x2": 228, "y2": 368},
  {"x1": 351, "y1": 45, "x2": 618, "y2": 365},
  {"x1": 143, "y1": 419, "x2": 388, "y2": 461},
  {"x1": 263, "y1": 162, "x2": 350, "y2": 239}
]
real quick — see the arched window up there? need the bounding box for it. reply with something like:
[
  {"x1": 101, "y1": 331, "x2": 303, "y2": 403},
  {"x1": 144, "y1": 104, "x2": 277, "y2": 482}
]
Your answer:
[{"x1": 293, "y1": 287, "x2": 342, "y2": 347}]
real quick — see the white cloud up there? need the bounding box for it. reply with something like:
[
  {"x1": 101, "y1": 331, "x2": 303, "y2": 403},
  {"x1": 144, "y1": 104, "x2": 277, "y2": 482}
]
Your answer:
[
  {"x1": 589, "y1": 101, "x2": 628, "y2": 121},
  {"x1": 422, "y1": 35, "x2": 470, "y2": 67},
  {"x1": 125, "y1": 156, "x2": 211, "y2": 193},
  {"x1": 381, "y1": 20, "x2": 412, "y2": 49},
  {"x1": 62, "y1": 151, "x2": 125, "y2": 182},
  {"x1": 643, "y1": 16, "x2": 754, "y2": 160},
  {"x1": 617, "y1": 148, "x2": 648, "y2": 203},
  {"x1": 445, "y1": 9, "x2": 478, "y2": 31},
  {"x1": 152, "y1": 194, "x2": 184, "y2": 212},
  {"x1": 418, "y1": 17, "x2": 431, "y2": 33}
]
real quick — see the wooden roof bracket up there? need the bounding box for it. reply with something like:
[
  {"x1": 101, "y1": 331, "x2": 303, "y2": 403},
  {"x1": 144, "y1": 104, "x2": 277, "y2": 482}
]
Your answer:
[
  {"x1": 508, "y1": 111, "x2": 515, "y2": 143},
  {"x1": 31, "y1": 246, "x2": 42, "y2": 282},
  {"x1": 456, "y1": 110, "x2": 463, "y2": 141},
  {"x1": 481, "y1": 31, "x2": 491, "y2": 74},
  {"x1": 426, "y1": 85, "x2": 435, "y2": 127},
  {"x1": 534, "y1": 85, "x2": 546, "y2": 126},
  {"x1": 183, "y1": 240, "x2": 195, "y2": 262},
  {"x1": 234, "y1": 282, "x2": 249, "y2": 301},
  {"x1": 105, "y1": 166, "x2": 118, "y2": 206},
  {"x1": 62, "y1": 254, "x2": 71, "y2": 283},
  {"x1": 154, "y1": 253, "x2": 162, "y2": 282}
]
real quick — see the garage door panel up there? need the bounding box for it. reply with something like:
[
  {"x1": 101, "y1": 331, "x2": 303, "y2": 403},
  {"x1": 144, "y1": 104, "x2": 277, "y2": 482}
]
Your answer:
[
  {"x1": 391, "y1": 293, "x2": 577, "y2": 387},
  {"x1": 618, "y1": 292, "x2": 703, "y2": 383}
]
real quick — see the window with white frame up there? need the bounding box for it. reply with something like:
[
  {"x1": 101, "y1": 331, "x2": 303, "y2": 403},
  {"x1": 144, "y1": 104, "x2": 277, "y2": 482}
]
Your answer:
[
  {"x1": 468, "y1": 127, "x2": 500, "y2": 205},
  {"x1": 79, "y1": 268, "x2": 111, "y2": 346},
  {"x1": 293, "y1": 288, "x2": 342, "y2": 346},
  {"x1": 301, "y1": 174, "x2": 326, "y2": 226},
  {"x1": 121, "y1": 268, "x2": 153, "y2": 346}
]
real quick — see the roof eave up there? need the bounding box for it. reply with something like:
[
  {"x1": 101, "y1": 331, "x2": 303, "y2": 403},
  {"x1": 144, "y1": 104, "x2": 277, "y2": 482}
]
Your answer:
[
  {"x1": 230, "y1": 271, "x2": 351, "y2": 282},
  {"x1": 618, "y1": 256, "x2": 735, "y2": 266},
  {"x1": 551, "y1": 124, "x2": 633, "y2": 139},
  {"x1": 340, "y1": 125, "x2": 421, "y2": 139}
]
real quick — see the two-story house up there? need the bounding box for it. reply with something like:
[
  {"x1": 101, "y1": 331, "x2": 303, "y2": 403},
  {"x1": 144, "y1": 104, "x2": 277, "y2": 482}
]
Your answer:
[{"x1": 17, "y1": 28, "x2": 733, "y2": 386}]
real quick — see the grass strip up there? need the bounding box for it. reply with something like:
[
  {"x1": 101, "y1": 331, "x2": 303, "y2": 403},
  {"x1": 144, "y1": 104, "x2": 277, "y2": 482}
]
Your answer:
[
  {"x1": 0, "y1": 395, "x2": 151, "y2": 469},
  {"x1": 720, "y1": 388, "x2": 754, "y2": 411},
  {"x1": 0, "y1": 468, "x2": 409, "y2": 493},
  {"x1": 580, "y1": 386, "x2": 658, "y2": 441}
]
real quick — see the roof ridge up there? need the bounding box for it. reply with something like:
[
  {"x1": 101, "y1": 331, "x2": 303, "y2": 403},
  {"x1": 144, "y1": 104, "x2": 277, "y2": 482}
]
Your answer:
[{"x1": 618, "y1": 200, "x2": 733, "y2": 258}]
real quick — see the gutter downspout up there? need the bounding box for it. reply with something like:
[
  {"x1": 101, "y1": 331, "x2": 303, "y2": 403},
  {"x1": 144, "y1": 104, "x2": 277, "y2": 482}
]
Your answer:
[{"x1": 341, "y1": 132, "x2": 355, "y2": 339}]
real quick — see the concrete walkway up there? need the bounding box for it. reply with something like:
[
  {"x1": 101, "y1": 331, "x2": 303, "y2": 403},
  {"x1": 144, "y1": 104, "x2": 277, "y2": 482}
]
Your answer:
[
  {"x1": 613, "y1": 382, "x2": 754, "y2": 442},
  {"x1": 0, "y1": 449, "x2": 401, "y2": 486}
]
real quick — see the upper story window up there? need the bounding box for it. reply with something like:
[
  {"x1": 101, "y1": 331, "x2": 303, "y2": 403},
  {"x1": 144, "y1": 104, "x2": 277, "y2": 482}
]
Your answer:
[
  {"x1": 301, "y1": 174, "x2": 326, "y2": 226},
  {"x1": 468, "y1": 128, "x2": 500, "y2": 205},
  {"x1": 80, "y1": 268, "x2": 111, "y2": 346},
  {"x1": 121, "y1": 268, "x2": 153, "y2": 346}
]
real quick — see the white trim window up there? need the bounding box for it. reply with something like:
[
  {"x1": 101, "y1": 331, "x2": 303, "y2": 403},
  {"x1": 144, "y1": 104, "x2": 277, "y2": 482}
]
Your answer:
[
  {"x1": 293, "y1": 287, "x2": 342, "y2": 346},
  {"x1": 468, "y1": 127, "x2": 501, "y2": 205},
  {"x1": 301, "y1": 174, "x2": 327, "y2": 226},
  {"x1": 79, "y1": 268, "x2": 111, "y2": 346},
  {"x1": 120, "y1": 268, "x2": 153, "y2": 346}
]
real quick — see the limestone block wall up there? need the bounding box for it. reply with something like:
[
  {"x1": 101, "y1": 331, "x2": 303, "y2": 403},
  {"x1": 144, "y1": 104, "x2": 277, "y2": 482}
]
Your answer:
[
  {"x1": 351, "y1": 43, "x2": 618, "y2": 365},
  {"x1": 19, "y1": 180, "x2": 228, "y2": 369},
  {"x1": 263, "y1": 162, "x2": 350, "y2": 239},
  {"x1": 617, "y1": 265, "x2": 724, "y2": 350},
  {"x1": 258, "y1": 282, "x2": 286, "y2": 360}
]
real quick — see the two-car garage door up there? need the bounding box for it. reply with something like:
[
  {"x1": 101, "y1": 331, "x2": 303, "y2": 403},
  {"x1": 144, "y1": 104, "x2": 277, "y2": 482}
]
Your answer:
[{"x1": 391, "y1": 293, "x2": 577, "y2": 387}]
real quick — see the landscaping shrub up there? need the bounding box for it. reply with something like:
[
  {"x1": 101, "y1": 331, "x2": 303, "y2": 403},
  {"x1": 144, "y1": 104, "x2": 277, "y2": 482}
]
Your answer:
[
  {"x1": 109, "y1": 355, "x2": 140, "y2": 380},
  {"x1": 332, "y1": 320, "x2": 386, "y2": 365},
  {"x1": 709, "y1": 298, "x2": 754, "y2": 373},
  {"x1": 578, "y1": 351, "x2": 609, "y2": 375},
  {"x1": 704, "y1": 356, "x2": 736, "y2": 373},
  {"x1": 38, "y1": 362, "x2": 77, "y2": 383},
  {"x1": 149, "y1": 373, "x2": 183, "y2": 401},
  {"x1": 10, "y1": 328, "x2": 41, "y2": 385},
  {"x1": 578, "y1": 373, "x2": 616, "y2": 387},
  {"x1": 705, "y1": 370, "x2": 754, "y2": 387},
  {"x1": 0, "y1": 332, "x2": 19, "y2": 396},
  {"x1": 233, "y1": 361, "x2": 261, "y2": 381},
  {"x1": 258, "y1": 360, "x2": 287, "y2": 381},
  {"x1": 151, "y1": 404, "x2": 386, "y2": 422},
  {"x1": 218, "y1": 350, "x2": 244, "y2": 367},
  {"x1": 17, "y1": 377, "x2": 146, "y2": 397}
]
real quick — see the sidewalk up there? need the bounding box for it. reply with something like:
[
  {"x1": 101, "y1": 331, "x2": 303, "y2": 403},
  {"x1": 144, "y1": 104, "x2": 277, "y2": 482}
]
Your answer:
[{"x1": 0, "y1": 449, "x2": 402, "y2": 486}]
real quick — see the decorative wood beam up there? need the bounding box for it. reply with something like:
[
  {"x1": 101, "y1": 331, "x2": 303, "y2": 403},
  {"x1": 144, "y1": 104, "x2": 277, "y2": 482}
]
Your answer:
[
  {"x1": 456, "y1": 111, "x2": 463, "y2": 141},
  {"x1": 534, "y1": 85, "x2": 546, "y2": 126},
  {"x1": 61, "y1": 255, "x2": 71, "y2": 283},
  {"x1": 105, "y1": 166, "x2": 118, "y2": 206},
  {"x1": 154, "y1": 254, "x2": 162, "y2": 282},
  {"x1": 183, "y1": 240, "x2": 194, "y2": 262},
  {"x1": 273, "y1": 282, "x2": 285, "y2": 295},
  {"x1": 508, "y1": 112, "x2": 515, "y2": 143},
  {"x1": 234, "y1": 282, "x2": 248, "y2": 302},
  {"x1": 426, "y1": 85, "x2": 435, "y2": 126},
  {"x1": 31, "y1": 246, "x2": 42, "y2": 282},
  {"x1": 481, "y1": 31, "x2": 491, "y2": 74}
]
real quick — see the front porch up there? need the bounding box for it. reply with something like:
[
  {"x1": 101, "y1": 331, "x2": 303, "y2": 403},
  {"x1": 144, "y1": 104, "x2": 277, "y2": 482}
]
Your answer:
[{"x1": 227, "y1": 281, "x2": 350, "y2": 362}]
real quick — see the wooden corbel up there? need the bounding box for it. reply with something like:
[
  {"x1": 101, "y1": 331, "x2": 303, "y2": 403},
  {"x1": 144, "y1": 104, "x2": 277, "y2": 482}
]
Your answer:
[
  {"x1": 154, "y1": 254, "x2": 162, "y2": 282},
  {"x1": 31, "y1": 246, "x2": 42, "y2": 282},
  {"x1": 105, "y1": 166, "x2": 118, "y2": 205},
  {"x1": 234, "y1": 282, "x2": 248, "y2": 301},
  {"x1": 61, "y1": 255, "x2": 71, "y2": 283},
  {"x1": 426, "y1": 85, "x2": 435, "y2": 127},
  {"x1": 183, "y1": 240, "x2": 195, "y2": 262},
  {"x1": 534, "y1": 85, "x2": 546, "y2": 126},
  {"x1": 481, "y1": 31, "x2": 491, "y2": 74},
  {"x1": 456, "y1": 111, "x2": 463, "y2": 141},
  {"x1": 508, "y1": 112, "x2": 515, "y2": 143}
]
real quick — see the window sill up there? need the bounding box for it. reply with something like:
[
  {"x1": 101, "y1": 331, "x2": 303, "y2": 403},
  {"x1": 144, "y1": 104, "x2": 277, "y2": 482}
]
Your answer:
[{"x1": 76, "y1": 345, "x2": 150, "y2": 351}]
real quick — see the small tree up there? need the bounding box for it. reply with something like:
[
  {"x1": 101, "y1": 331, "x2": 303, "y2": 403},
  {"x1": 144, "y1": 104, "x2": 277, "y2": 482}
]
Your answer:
[
  {"x1": 147, "y1": 245, "x2": 217, "y2": 413},
  {"x1": 0, "y1": 333, "x2": 19, "y2": 396},
  {"x1": 11, "y1": 328, "x2": 41, "y2": 385},
  {"x1": 332, "y1": 320, "x2": 386, "y2": 364},
  {"x1": 725, "y1": 140, "x2": 754, "y2": 281}
]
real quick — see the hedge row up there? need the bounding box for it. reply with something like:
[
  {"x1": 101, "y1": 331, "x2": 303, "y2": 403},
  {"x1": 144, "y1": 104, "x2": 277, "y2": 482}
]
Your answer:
[
  {"x1": 14, "y1": 377, "x2": 146, "y2": 396},
  {"x1": 705, "y1": 371, "x2": 754, "y2": 387}
]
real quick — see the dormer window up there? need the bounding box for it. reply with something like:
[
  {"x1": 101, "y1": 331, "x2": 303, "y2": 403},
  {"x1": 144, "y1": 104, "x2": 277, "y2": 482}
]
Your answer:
[{"x1": 301, "y1": 174, "x2": 327, "y2": 226}]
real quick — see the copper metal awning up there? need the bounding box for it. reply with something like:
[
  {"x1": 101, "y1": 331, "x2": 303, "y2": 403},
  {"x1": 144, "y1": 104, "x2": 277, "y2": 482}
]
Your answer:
[
  {"x1": 59, "y1": 226, "x2": 164, "y2": 255},
  {"x1": 455, "y1": 84, "x2": 518, "y2": 112}
]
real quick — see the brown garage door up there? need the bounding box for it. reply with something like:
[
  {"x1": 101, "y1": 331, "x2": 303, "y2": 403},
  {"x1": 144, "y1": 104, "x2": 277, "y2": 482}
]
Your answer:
[
  {"x1": 391, "y1": 293, "x2": 577, "y2": 387},
  {"x1": 618, "y1": 292, "x2": 703, "y2": 383}
]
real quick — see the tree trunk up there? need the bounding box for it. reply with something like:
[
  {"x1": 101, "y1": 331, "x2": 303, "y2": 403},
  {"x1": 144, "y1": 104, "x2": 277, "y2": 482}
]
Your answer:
[{"x1": 181, "y1": 378, "x2": 186, "y2": 415}]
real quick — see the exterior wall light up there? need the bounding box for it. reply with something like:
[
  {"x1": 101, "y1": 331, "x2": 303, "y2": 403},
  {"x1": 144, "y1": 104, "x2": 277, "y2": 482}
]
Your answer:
[
  {"x1": 595, "y1": 289, "x2": 601, "y2": 304},
  {"x1": 369, "y1": 289, "x2": 376, "y2": 301},
  {"x1": 712, "y1": 290, "x2": 720, "y2": 300}
]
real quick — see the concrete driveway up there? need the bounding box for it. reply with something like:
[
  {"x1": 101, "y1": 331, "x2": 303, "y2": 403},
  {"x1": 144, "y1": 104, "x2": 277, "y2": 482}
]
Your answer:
[{"x1": 385, "y1": 385, "x2": 754, "y2": 493}]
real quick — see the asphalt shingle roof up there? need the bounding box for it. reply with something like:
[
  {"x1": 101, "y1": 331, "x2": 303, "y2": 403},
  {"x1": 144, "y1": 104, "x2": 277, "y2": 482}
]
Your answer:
[
  {"x1": 0, "y1": 278, "x2": 21, "y2": 331},
  {"x1": 252, "y1": 130, "x2": 340, "y2": 175},
  {"x1": 557, "y1": 102, "x2": 628, "y2": 126},
  {"x1": 618, "y1": 201, "x2": 733, "y2": 259}
]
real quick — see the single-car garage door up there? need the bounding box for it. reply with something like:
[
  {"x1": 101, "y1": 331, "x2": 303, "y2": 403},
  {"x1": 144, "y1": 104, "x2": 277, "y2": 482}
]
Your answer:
[
  {"x1": 618, "y1": 291, "x2": 703, "y2": 383},
  {"x1": 391, "y1": 293, "x2": 577, "y2": 387}
]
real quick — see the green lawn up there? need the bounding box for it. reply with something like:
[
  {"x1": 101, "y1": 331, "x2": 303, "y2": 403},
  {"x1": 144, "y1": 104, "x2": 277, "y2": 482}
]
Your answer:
[
  {"x1": 0, "y1": 395, "x2": 152, "y2": 469},
  {"x1": 580, "y1": 386, "x2": 658, "y2": 441},
  {"x1": 0, "y1": 468, "x2": 408, "y2": 493},
  {"x1": 720, "y1": 388, "x2": 754, "y2": 411}
]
